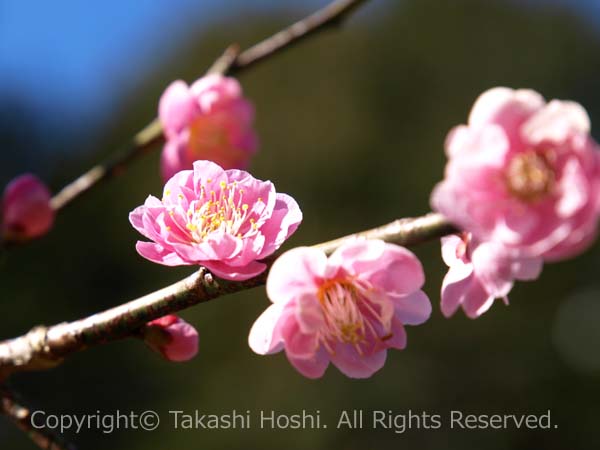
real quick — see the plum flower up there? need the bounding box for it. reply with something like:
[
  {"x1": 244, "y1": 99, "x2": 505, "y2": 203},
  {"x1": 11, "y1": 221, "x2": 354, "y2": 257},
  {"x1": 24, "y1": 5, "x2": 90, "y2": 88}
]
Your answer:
[
  {"x1": 441, "y1": 233, "x2": 542, "y2": 318},
  {"x1": 159, "y1": 74, "x2": 258, "y2": 181},
  {"x1": 431, "y1": 87, "x2": 600, "y2": 261},
  {"x1": 2, "y1": 174, "x2": 54, "y2": 242},
  {"x1": 143, "y1": 315, "x2": 199, "y2": 362},
  {"x1": 129, "y1": 160, "x2": 302, "y2": 281},
  {"x1": 249, "y1": 239, "x2": 431, "y2": 379}
]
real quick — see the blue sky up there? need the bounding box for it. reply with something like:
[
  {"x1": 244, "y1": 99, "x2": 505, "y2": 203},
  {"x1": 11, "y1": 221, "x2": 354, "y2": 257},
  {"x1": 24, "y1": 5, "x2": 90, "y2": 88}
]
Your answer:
[
  {"x1": 0, "y1": 0, "x2": 598, "y2": 141},
  {"x1": 0, "y1": 1, "x2": 352, "y2": 133}
]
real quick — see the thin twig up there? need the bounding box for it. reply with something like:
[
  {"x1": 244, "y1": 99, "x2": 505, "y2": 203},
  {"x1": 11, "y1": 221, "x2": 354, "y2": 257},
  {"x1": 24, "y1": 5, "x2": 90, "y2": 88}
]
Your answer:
[
  {"x1": 50, "y1": 120, "x2": 163, "y2": 211},
  {"x1": 1, "y1": 385, "x2": 76, "y2": 450},
  {"x1": 206, "y1": 44, "x2": 241, "y2": 75},
  {"x1": 0, "y1": 213, "x2": 454, "y2": 380},
  {"x1": 49, "y1": 0, "x2": 370, "y2": 213},
  {"x1": 228, "y1": 0, "x2": 369, "y2": 74}
]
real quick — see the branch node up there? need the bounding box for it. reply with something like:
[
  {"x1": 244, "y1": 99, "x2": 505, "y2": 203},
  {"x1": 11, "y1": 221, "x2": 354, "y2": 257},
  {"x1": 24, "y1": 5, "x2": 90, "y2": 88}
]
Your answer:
[{"x1": 207, "y1": 44, "x2": 241, "y2": 75}]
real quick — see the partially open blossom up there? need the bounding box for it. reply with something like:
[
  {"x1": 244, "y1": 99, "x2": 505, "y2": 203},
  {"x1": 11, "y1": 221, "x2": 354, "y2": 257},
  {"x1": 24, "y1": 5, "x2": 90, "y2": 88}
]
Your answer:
[
  {"x1": 1, "y1": 174, "x2": 54, "y2": 242},
  {"x1": 431, "y1": 87, "x2": 600, "y2": 261},
  {"x1": 440, "y1": 233, "x2": 542, "y2": 319},
  {"x1": 143, "y1": 315, "x2": 199, "y2": 362},
  {"x1": 249, "y1": 239, "x2": 431, "y2": 379},
  {"x1": 129, "y1": 160, "x2": 302, "y2": 280},
  {"x1": 159, "y1": 75, "x2": 258, "y2": 181}
]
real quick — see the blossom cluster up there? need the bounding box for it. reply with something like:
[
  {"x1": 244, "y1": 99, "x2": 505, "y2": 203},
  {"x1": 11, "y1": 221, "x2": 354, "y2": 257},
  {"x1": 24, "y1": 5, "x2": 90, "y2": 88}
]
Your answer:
[
  {"x1": 432, "y1": 87, "x2": 600, "y2": 318},
  {"x1": 4, "y1": 74, "x2": 598, "y2": 379},
  {"x1": 126, "y1": 84, "x2": 600, "y2": 375}
]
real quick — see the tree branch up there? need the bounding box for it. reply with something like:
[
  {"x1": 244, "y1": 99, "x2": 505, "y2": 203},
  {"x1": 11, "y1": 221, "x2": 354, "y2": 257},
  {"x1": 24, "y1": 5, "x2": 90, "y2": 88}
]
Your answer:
[
  {"x1": 49, "y1": 0, "x2": 370, "y2": 213},
  {"x1": 228, "y1": 0, "x2": 369, "y2": 74},
  {"x1": 0, "y1": 213, "x2": 454, "y2": 380},
  {"x1": 1, "y1": 385, "x2": 76, "y2": 450}
]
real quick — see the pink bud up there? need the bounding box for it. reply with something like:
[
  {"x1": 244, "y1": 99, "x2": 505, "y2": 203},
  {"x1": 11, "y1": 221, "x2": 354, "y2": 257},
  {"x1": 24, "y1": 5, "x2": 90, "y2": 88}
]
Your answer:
[
  {"x1": 2, "y1": 174, "x2": 54, "y2": 242},
  {"x1": 143, "y1": 315, "x2": 199, "y2": 362}
]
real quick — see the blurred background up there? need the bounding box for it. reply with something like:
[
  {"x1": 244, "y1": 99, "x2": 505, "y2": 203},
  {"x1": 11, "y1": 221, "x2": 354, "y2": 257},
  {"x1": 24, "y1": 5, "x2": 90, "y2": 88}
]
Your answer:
[{"x1": 1, "y1": 0, "x2": 600, "y2": 449}]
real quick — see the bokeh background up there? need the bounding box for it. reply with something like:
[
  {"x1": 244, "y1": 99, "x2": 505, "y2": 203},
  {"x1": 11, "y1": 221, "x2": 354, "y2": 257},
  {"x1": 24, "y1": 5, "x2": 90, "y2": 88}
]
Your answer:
[{"x1": 2, "y1": 0, "x2": 600, "y2": 449}]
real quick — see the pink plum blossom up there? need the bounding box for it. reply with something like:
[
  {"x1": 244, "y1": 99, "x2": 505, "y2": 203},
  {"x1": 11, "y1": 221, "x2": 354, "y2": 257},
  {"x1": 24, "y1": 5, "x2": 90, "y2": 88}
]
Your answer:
[
  {"x1": 2, "y1": 174, "x2": 54, "y2": 242},
  {"x1": 129, "y1": 160, "x2": 302, "y2": 281},
  {"x1": 431, "y1": 87, "x2": 600, "y2": 261},
  {"x1": 159, "y1": 74, "x2": 258, "y2": 181},
  {"x1": 440, "y1": 233, "x2": 542, "y2": 319},
  {"x1": 143, "y1": 315, "x2": 199, "y2": 362},
  {"x1": 249, "y1": 239, "x2": 431, "y2": 379}
]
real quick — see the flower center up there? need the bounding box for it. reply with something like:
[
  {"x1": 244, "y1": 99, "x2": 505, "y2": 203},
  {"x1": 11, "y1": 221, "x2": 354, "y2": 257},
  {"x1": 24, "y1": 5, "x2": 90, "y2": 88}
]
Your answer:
[
  {"x1": 167, "y1": 180, "x2": 260, "y2": 242},
  {"x1": 505, "y1": 151, "x2": 555, "y2": 202},
  {"x1": 316, "y1": 278, "x2": 391, "y2": 355},
  {"x1": 189, "y1": 115, "x2": 230, "y2": 150},
  {"x1": 187, "y1": 115, "x2": 248, "y2": 168}
]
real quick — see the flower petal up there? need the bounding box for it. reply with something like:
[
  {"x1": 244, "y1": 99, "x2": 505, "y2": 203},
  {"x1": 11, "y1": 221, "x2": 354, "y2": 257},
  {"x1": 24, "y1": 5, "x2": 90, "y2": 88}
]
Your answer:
[
  {"x1": 203, "y1": 259, "x2": 267, "y2": 281},
  {"x1": 257, "y1": 193, "x2": 303, "y2": 259},
  {"x1": 281, "y1": 318, "x2": 319, "y2": 359},
  {"x1": 330, "y1": 240, "x2": 425, "y2": 295},
  {"x1": 330, "y1": 344, "x2": 387, "y2": 379},
  {"x1": 287, "y1": 348, "x2": 330, "y2": 379},
  {"x1": 135, "y1": 241, "x2": 187, "y2": 266},
  {"x1": 468, "y1": 87, "x2": 544, "y2": 132},
  {"x1": 523, "y1": 99, "x2": 591, "y2": 145},
  {"x1": 392, "y1": 290, "x2": 431, "y2": 326},
  {"x1": 266, "y1": 247, "x2": 326, "y2": 304},
  {"x1": 159, "y1": 80, "x2": 199, "y2": 136},
  {"x1": 248, "y1": 302, "x2": 288, "y2": 355}
]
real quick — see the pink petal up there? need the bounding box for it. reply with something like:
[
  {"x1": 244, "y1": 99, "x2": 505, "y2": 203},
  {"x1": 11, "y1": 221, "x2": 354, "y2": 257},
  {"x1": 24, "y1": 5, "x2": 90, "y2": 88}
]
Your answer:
[
  {"x1": 385, "y1": 316, "x2": 407, "y2": 350},
  {"x1": 281, "y1": 318, "x2": 319, "y2": 359},
  {"x1": 286, "y1": 347, "x2": 330, "y2": 379},
  {"x1": 266, "y1": 247, "x2": 326, "y2": 303},
  {"x1": 191, "y1": 74, "x2": 243, "y2": 112},
  {"x1": 162, "y1": 169, "x2": 195, "y2": 204},
  {"x1": 327, "y1": 238, "x2": 386, "y2": 271},
  {"x1": 462, "y1": 277, "x2": 496, "y2": 318},
  {"x1": 296, "y1": 293, "x2": 324, "y2": 334},
  {"x1": 129, "y1": 200, "x2": 165, "y2": 242},
  {"x1": 329, "y1": 240, "x2": 425, "y2": 295},
  {"x1": 543, "y1": 221, "x2": 598, "y2": 262},
  {"x1": 392, "y1": 290, "x2": 431, "y2": 325},
  {"x1": 248, "y1": 302, "x2": 288, "y2": 355},
  {"x1": 468, "y1": 87, "x2": 544, "y2": 132},
  {"x1": 523, "y1": 99, "x2": 590, "y2": 145},
  {"x1": 510, "y1": 256, "x2": 543, "y2": 280},
  {"x1": 366, "y1": 243, "x2": 425, "y2": 295},
  {"x1": 204, "y1": 232, "x2": 243, "y2": 260},
  {"x1": 470, "y1": 242, "x2": 514, "y2": 298},
  {"x1": 191, "y1": 160, "x2": 228, "y2": 191},
  {"x1": 203, "y1": 259, "x2": 267, "y2": 281},
  {"x1": 159, "y1": 80, "x2": 199, "y2": 137},
  {"x1": 257, "y1": 194, "x2": 303, "y2": 259},
  {"x1": 445, "y1": 124, "x2": 510, "y2": 166},
  {"x1": 160, "y1": 136, "x2": 188, "y2": 182},
  {"x1": 330, "y1": 344, "x2": 387, "y2": 379},
  {"x1": 135, "y1": 241, "x2": 187, "y2": 266},
  {"x1": 440, "y1": 265, "x2": 474, "y2": 318},
  {"x1": 556, "y1": 158, "x2": 589, "y2": 218},
  {"x1": 441, "y1": 235, "x2": 465, "y2": 266}
]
